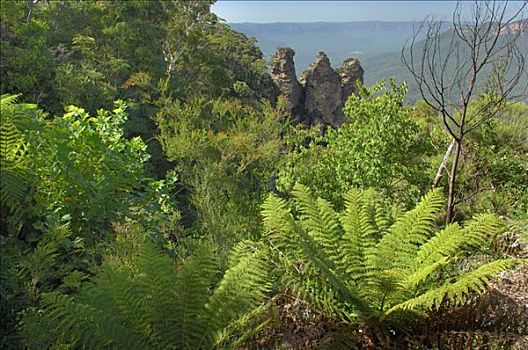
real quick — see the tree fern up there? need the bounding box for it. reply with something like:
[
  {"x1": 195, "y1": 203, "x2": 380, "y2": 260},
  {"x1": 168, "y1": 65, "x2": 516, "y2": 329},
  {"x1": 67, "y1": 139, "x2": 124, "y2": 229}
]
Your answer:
[
  {"x1": 22, "y1": 234, "x2": 271, "y2": 349},
  {"x1": 261, "y1": 184, "x2": 523, "y2": 331},
  {"x1": 261, "y1": 191, "x2": 297, "y2": 252}
]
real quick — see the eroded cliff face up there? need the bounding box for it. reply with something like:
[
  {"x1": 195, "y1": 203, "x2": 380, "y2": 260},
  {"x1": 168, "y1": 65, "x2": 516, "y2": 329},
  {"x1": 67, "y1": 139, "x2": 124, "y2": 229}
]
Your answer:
[
  {"x1": 338, "y1": 58, "x2": 364, "y2": 104},
  {"x1": 301, "y1": 51, "x2": 343, "y2": 126},
  {"x1": 270, "y1": 48, "x2": 303, "y2": 113},
  {"x1": 270, "y1": 48, "x2": 364, "y2": 126}
]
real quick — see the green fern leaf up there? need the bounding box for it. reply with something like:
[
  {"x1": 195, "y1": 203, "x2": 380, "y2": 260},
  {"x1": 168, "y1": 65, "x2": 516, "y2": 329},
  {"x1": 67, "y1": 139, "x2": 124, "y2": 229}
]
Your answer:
[{"x1": 387, "y1": 259, "x2": 522, "y2": 314}]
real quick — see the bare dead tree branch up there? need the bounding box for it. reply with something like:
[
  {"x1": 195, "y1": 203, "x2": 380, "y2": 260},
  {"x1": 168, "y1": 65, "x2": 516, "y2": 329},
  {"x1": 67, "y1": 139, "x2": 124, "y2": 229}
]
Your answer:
[
  {"x1": 432, "y1": 139, "x2": 455, "y2": 188},
  {"x1": 402, "y1": 0, "x2": 527, "y2": 223}
]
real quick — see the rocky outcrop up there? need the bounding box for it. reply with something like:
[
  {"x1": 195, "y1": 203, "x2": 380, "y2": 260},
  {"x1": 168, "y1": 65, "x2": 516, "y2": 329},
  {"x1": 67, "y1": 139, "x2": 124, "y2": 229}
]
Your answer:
[
  {"x1": 300, "y1": 51, "x2": 343, "y2": 126},
  {"x1": 270, "y1": 48, "x2": 364, "y2": 127},
  {"x1": 270, "y1": 48, "x2": 303, "y2": 113},
  {"x1": 338, "y1": 58, "x2": 364, "y2": 104}
]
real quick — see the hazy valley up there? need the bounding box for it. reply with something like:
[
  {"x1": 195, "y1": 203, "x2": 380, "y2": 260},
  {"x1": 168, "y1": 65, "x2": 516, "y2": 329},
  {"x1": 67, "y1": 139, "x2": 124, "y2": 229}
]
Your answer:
[{"x1": 230, "y1": 20, "x2": 527, "y2": 101}]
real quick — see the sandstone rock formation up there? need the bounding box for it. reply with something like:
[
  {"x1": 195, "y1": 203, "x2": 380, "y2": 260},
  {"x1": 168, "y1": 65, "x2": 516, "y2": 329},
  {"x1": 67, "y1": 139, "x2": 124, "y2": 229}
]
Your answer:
[
  {"x1": 338, "y1": 58, "x2": 364, "y2": 104},
  {"x1": 270, "y1": 47, "x2": 303, "y2": 113},
  {"x1": 270, "y1": 48, "x2": 364, "y2": 127},
  {"x1": 300, "y1": 51, "x2": 343, "y2": 126}
]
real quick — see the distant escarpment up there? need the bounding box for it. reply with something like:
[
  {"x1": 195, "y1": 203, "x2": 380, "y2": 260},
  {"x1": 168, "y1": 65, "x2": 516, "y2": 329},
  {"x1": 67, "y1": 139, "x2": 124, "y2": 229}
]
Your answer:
[{"x1": 270, "y1": 48, "x2": 364, "y2": 127}]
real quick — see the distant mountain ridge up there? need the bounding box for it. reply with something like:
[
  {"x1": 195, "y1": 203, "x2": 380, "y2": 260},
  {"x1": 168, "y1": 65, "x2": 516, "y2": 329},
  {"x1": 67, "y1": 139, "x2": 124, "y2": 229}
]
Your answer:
[
  {"x1": 229, "y1": 21, "x2": 526, "y2": 102},
  {"x1": 231, "y1": 21, "x2": 428, "y2": 33},
  {"x1": 229, "y1": 21, "x2": 446, "y2": 74}
]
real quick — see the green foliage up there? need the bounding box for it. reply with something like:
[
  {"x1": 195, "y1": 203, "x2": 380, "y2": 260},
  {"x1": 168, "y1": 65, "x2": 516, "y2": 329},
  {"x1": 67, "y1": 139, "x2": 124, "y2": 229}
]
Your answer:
[
  {"x1": 0, "y1": 1, "x2": 274, "y2": 111},
  {"x1": 1, "y1": 97, "x2": 150, "y2": 237},
  {"x1": 455, "y1": 101, "x2": 528, "y2": 219},
  {"x1": 54, "y1": 62, "x2": 117, "y2": 114},
  {"x1": 0, "y1": 211, "x2": 88, "y2": 349},
  {"x1": 27, "y1": 101, "x2": 148, "y2": 236},
  {"x1": 156, "y1": 96, "x2": 288, "y2": 246},
  {"x1": 1, "y1": 0, "x2": 166, "y2": 112},
  {"x1": 1, "y1": 1, "x2": 526, "y2": 348},
  {"x1": 21, "y1": 229, "x2": 271, "y2": 349},
  {"x1": 277, "y1": 80, "x2": 430, "y2": 206},
  {"x1": 261, "y1": 184, "x2": 522, "y2": 330},
  {"x1": 0, "y1": 95, "x2": 38, "y2": 226},
  {"x1": 1, "y1": 0, "x2": 277, "y2": 180},
  {"x1": 0, "y1": 2, "x2": 54, "y2": 105},
  {"x1": 0, "y1": 96, "x2": 179, "y2": 348},
  {"x1": 0, "y1": 236, "x2": 29, "y2": 349},
  {"x1": 1, "y1": 94, "x2": 178, "y2": 240},
  {"x1": 204, "y1": 23, "x2": 277, "y2": 100}
]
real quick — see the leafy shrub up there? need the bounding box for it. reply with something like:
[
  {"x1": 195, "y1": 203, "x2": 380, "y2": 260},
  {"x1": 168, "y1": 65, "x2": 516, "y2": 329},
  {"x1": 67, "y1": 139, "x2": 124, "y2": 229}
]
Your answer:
[
  {"x1": 277, "y1": 80, "x2": 430, "y2": 207},
  {"x1": 0, "y1": 3, "x2": 54, "y2": 105},
  {"x1": 456, "y1": 101, "x2": 528, "y2": 220},
  {"x1": 1, "y1": 95, "x2": 178, "y2": 347},
  {"x1": 155, "y1": 96, "x2": 287, "y2": 246},
  {"x1": 25, "y1": 100, "x2": 149, "y2": 238}
]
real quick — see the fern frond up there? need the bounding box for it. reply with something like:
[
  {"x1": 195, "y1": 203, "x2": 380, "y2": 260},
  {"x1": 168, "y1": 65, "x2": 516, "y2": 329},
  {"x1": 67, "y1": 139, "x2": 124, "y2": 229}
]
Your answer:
[
  {"x1": 0, "y1": 95, "x2": 36, "y2": 215},
  {"x1": 81, "y1": 266, "x2": 150, "y2": 340},
  {"x1": 369, "y1": 189, "x2": 444, "y2": 272},
  {"x1": 262, "y1": 190, "x2": 355, "y2": 314},
  {"x1": 261, "y1": 193, "x2": 296, "y2": 251},
  {"x1": 208, "y1": 240, "x2": 271, "y2": 347},
  {"x1": 214, "y1": 302, "x2": 273, "y2": 349},
  {"x1": 387, "y1": 259, "x2": 522, "y2": 315},
  {"x1": 38, "y1": 292, "x2": 149, "y2": 349},
  {"x1": 0, "y1": 95, "x2": 38, "y2": 161},
  {"x1": 23, "y1": 233, "x2": 271, "y2": 349},
  {"x1": 296, "y1": 224, "x2": 372, "y2": 316},
  {"x1": 292, "y1": 185, "x2": 340, "y2": 248},
  {"x1": 295, "y1": 276, "x2": 349, "y2": 319},
  {"x1": 462, "y1": 213, "x2": 505, "y2": 249},
  {"x1": 374, "y1": 202, "x2": 391, "y2": 235},
  {"x1": 0, "y1": 167, "x2": 30, "y2": 213},
  {"x1": 261, "y1": 184, "x2": 520, "y2": 336},
  {"x1": 340, "y1": 189, "x2": 377, "y2": 282},
  {"x1": 401, "y1": 256, "x2": 450, "y2": 290},
  {"x1": 291, "y1": 184, "x2": 346, "y2": 273},
  {"x1": 291, "y1": 183, "x2": 321, "y2": 231},
  {"x1": 412, "y1": 223, "x2": 463, "y2": 269},
  {"x1": 414, "y1": 214, "x2": 504, "y2": 272},
  {"x1": 0, "y1": 93, "x2": 20, "y2": 106},
  {"x1": 359, "y1": 190, "x2": 381, "y2": 243},
  {"x1": 169, "y1": 244, "x2": 219, "y2": 349},
  {"x1": 315, "y1": 197, "x2": 343, "y2": 251}
]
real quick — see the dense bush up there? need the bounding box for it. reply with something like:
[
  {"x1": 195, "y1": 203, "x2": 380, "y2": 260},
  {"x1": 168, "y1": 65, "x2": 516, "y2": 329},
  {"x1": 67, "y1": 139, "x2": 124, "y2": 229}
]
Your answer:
[
  {"x1": 456, "y1": 101, "x2": 528, "y2": 220},
  {"x1": 1, "y1": 1, "x2": 527, "y2": 349},
  {"x1": 155, "y1": 96, "x2": 288, "y2": 247},
  {"x1": 0, "y1": 95, "x2": 177, "y2": 347},
  {"x1": 21, "y1": 228, "x2": 271, "y2": 350},
  {"x1": 277, "y1": 81, "x2": 432, "y2": 207}
]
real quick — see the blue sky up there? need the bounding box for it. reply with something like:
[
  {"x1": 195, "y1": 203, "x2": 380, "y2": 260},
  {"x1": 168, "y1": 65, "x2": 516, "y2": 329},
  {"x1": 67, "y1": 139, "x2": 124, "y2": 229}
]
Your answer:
[{"x1": 212, "y1": 1, "x2": 525, "y2": 23}]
